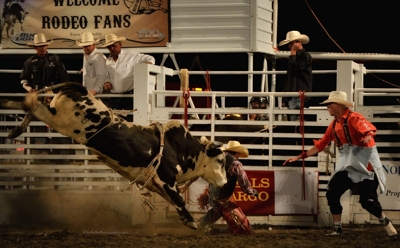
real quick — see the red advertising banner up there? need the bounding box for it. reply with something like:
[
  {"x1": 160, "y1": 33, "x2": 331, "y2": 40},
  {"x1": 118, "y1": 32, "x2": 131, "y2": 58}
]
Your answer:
[
  {"x1": 233, "y1": 170, "x2": 275, "y2": 215},
  {"x1": 0, "y1": 0, "x2": 170, "y2": 49},
  {"x1": 186, "y1": 169, "x2": 318, "y2": 216}
]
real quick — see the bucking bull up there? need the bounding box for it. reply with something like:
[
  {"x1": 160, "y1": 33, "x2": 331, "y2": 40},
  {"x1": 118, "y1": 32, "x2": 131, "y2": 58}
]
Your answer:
[{"x1": 0, "y1": 82, "x2": 228, "y2": 230}]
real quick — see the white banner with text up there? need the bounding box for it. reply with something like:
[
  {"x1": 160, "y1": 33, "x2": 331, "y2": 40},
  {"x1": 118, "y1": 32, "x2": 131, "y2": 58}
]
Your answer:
[{"x1": 0, "y1": 0, "x2": 170, "y2": 48}]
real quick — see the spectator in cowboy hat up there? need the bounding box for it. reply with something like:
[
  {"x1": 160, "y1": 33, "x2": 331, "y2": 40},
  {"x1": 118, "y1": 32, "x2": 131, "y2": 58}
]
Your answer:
[
  {"x1": 22, "y1": 33, "x2": 69, "y2": 92},
  {"x1": 20, "y1": 33, "x2": 72, "y2": 163},
  {"x1": 284, "y1": 91, "x2": 397, "y2": 236},
  {"x1": 279, "y1": 30, "x2": 313, "y2": 121},
  {"x1": 76, "y1": 31, "x2": 107, "y2": 96},
  {"x1": 101, "y1": 33, "x2": 155, "y2": 114},
  {"x1": 180, "y1": 140, "x2": 257, "y2": 235}
]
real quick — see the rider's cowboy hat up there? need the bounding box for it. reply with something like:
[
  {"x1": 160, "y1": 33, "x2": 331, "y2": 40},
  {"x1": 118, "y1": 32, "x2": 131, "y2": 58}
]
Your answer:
[
  {"x1": 320, "y1": 91, "x2": 354, "y2": 107},
  {"x1": 27, "y1": 33, "x2": 53, "y2": 47},
  {"x1": 102, "y1": 33, "x2": 126, "y2": 47},
  {"x1": 224, "y1": 140, "x2": 249, "y2": 158},
  {"x1": 278, "y1": 30, "x2": 309, "y2": 46},
  {"x1": 76, "y1": 32, "x2": 100, "y2": 47}
]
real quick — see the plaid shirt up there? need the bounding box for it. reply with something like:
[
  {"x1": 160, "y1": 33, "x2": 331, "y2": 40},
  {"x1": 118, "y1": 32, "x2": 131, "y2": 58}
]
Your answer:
[{"x1": 227, "y1": 160, "x2": 256, "y2": 195}]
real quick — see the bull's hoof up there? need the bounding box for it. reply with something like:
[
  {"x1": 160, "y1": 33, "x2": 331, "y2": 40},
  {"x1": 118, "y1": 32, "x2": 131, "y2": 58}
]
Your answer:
[
  {"x1": 8, "y1": 126, "x2": 24, "y2": 139},
  {"x1": 184, "y1": 221, "x2": 198, "y2": 230}
]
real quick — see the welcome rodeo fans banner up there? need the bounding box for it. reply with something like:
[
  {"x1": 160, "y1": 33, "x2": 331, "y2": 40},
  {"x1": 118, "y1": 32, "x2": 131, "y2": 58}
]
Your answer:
[
  {"x1": 0, "y1": 0, "x2": 170, "y2": 48},
  {"x1": 187, "y1": 169, "x2": 319, "y2": 215}
]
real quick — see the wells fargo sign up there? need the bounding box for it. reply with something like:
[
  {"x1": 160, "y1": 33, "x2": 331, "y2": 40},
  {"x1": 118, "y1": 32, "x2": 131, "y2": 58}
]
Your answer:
[
  {"x1": 232, "y1": 171, "x2": 276, "y2": 215},
  {"x1": 0, "y1": 0, "x2": 170, "y2": 49},
  {"x1": 187, "y1": 169, "x2": 319, "y2": 215}
]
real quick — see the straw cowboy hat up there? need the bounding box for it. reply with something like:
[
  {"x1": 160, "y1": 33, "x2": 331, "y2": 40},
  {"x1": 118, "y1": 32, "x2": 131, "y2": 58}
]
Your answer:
[
  {"x1": 224, "y1": 140, "x2": 249, "y2": 158},
  {"x1": 102, "y1": 33, "x2": 126, "y2": 47},
  {"x1": 76, "y1": 32, "x2": 100, "y2": 47},
  {"x1": 27, "y1": 33, "x2": 53, "y2": 47},
  {"x1": 320, "y1": 91, "x2": 354, "y2": 107},
  {"x1": 278, "y1": 30, "x2": 309, "y2": 46}
]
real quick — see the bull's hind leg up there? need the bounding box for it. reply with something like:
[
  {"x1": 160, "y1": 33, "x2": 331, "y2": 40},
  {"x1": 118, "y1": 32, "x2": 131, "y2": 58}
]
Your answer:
[
  {"x1": 162, "y1": 183, "x2": 198, "y2": 230},
  {"x1": 8, "y1": 112, "x2": 34, "y2": 139}
]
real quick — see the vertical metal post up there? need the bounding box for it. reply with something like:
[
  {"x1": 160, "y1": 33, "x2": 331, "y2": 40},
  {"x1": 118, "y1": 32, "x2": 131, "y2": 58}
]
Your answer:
[{"x1": 336, "y1": 60, "x2": 358, "y2": 106}]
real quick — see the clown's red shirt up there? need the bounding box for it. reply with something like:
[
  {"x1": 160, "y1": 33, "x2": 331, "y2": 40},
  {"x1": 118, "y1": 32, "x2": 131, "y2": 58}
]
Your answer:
[{"x1": 313, "y1": 108, "x2": 376, "y2": 152}]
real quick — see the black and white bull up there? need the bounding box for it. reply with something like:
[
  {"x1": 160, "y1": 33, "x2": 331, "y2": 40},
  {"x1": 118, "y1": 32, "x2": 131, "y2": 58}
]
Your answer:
[
  {"x1": 1, "y1": 3, "x2": 28, "y2": 38},
  {"x1": 0, "y1": 82, "x2": 227, "y2": 230}
]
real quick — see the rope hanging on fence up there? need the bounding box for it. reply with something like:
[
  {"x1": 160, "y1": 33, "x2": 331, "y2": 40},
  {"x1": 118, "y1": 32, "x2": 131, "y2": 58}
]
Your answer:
[
  {"x1": 299, "y1": 91, "x2": 307, "y2": 201},
  {"x1": 183, "y1": 90, "x2": 190, "y2": 128},
  {"x1": 206, "y1": 70, "x2": 211, "y2": 119}
]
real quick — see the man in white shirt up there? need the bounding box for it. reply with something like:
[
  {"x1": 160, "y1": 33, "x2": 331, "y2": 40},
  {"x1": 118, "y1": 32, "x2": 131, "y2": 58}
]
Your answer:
[
  {"x1": 76, "y1": 31, "x2": 107, "y2": 96},
  {"x1": 102, "y1": 33, "x2": 155, "y2": 111}
]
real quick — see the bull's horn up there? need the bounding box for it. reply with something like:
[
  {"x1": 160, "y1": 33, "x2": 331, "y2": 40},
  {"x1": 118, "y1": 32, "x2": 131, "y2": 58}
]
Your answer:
[
  {"x1": 35, "y1": 82, "x2": 80, "y2": 94},
  {"x1": 209, "y1": 141, "x2": 223, "y2": 149}
]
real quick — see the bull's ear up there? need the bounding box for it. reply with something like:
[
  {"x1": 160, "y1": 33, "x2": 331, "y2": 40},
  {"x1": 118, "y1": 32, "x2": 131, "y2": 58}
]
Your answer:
[{"x1": 206, "y1": 148, "x2": 223, "y2": 157}]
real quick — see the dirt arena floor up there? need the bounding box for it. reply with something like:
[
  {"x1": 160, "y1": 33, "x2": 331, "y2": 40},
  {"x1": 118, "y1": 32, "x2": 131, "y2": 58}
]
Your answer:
[{"x1": 1, "y1": 223, "x2": 399, "y2": 248}]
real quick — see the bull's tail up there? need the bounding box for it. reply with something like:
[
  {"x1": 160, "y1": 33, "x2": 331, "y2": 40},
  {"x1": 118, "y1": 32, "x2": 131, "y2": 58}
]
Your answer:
[{"x1": 0, "y1": 99, "x2": 23, "y2": 109}]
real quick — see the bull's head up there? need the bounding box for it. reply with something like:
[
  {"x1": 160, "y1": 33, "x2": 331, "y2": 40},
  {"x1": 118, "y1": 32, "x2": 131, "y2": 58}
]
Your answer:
[{"x1": 197, "y1": 137, "x2": 227, "y2": 187}]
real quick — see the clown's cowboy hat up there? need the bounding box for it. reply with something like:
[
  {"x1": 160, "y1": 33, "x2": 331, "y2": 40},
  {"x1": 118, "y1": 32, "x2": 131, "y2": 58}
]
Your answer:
[
  {"x1": 76, "y1": 32, "x2": 100, "y2": 47},
  {"x1": 27, "y1": 33, "x2": 53, "y2": 47},
  {"x1": 278, "y1": 30, "x2": 309, "y2": 46},
  {"x1": 102, "y1": 33, "x2": 126, "y2": 47},
  {"x1": 320, "y1": 91, "x2": 354, "y2": 107},
  {"x1": 224, "y1": 140, "x2": 249, "y2": 158}
]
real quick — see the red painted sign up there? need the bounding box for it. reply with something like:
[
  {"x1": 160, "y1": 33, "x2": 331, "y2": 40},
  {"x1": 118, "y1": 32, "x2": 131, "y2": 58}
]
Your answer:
[{"x1": 233, "y1": 171, "x2": 275, "y2": 215}]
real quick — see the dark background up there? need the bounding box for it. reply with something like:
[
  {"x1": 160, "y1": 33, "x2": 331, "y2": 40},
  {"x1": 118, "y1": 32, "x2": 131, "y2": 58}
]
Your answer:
[{"x1": 1, "y1": 0, "x2": 399, "y2": 108}]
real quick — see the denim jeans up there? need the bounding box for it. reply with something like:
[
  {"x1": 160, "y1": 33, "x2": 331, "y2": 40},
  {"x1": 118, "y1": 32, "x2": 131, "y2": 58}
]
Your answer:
[
  {"x1": 287, "y1": 97, "x2": 301, "y2": 121},
  {"x1": 198, "y1": 185, "x2": 223, "y2": 228}
]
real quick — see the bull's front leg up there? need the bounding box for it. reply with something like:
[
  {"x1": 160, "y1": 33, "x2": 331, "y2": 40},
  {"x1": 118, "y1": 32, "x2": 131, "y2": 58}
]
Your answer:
[{"x1": 162, "y1": 183, "x2": 198, "y2": 230}]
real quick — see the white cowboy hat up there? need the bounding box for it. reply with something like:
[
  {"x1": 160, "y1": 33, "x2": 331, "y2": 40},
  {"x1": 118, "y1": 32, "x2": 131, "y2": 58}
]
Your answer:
[
  {"x1": 27, "y1": 33, "x2": 53, "y2": 47},
  {"x1": 76, "y1": 32, "x2": 100, "y2": 47},
  {"x1": 278, "y1": 30, "x2": 310, "y2": 46},
  {"x1": 320, "y1": 91, "x2": 354, "y2": 107},
  {"x1": 224, "y1": 140, "x2": 249, "y2": 158},
  {"x1": 102, "y1": 33, "x2": 126, "y2": 47}
]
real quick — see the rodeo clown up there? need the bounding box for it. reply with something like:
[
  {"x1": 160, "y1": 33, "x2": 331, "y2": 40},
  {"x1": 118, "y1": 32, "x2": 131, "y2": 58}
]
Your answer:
[
  {"x1": 284, "y1": 91, "x2": 397, "y2": 236},
  {"x1": 180, "y1": 140, "x2": 258, "y2": 234}
]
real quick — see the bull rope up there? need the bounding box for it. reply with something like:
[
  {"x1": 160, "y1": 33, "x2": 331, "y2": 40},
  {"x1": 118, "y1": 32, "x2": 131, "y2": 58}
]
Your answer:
[
  {"x1": 85, "y1": 108, "x2": 115, "y2": 142},
  {"x1": 129, "y1": 122, "x2": 165, "y2": 190},
  {"x1": 35, "y1": 82, "x2": 80, "y2": 94},
  {"x1": 86, "y1": 109, "x2": 138, "y2": 142},
  {"x1": 299, "y1": 91, "x2": 306, "y2": 201}
]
